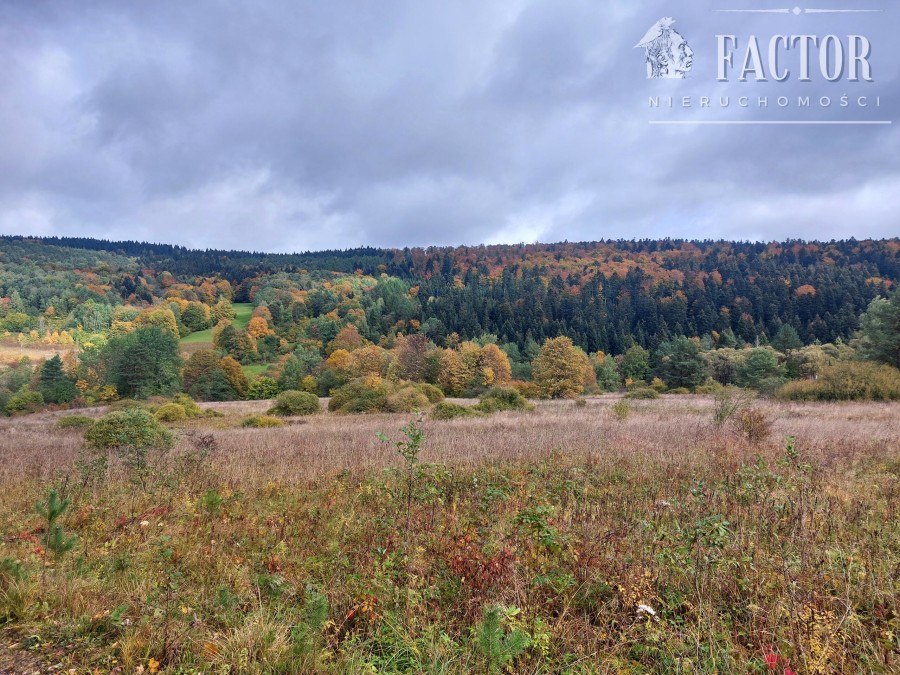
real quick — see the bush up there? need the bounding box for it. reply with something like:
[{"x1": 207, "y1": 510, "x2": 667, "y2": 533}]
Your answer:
[
  {"x1": 649, "y1": 377, "x2": 667, "y2": 393},
  {"x1": 574, "y1": 398, "x2": 587, "y2": 407},
  {"x1": 172, "y1": 393, "x2": 203, "y2": 418},
  {"x1": 776, "y1": 361, "x2": 900, "y2": 401},
  {"x1": 247, "y1": 376, "x2": 280, "y2": 400},
  {"x1": 328, "y1": 376, "x2": 392, "y2": 414},
  {"x1": 510, "y1": 380, "x2": 541, "y2": 399},
  {"x1": 416, "y1": 383, "x2": 445, "y2": 404},
  {"x1": 269, "y1": 390, "x2": 320, "y2": 416},
  {"x1": 386, "y1": 386, "x2": 430, "y2": 413},
  {"x1": 611, "y1": 399, "x2": 630, "y2": 421},
  {"x1": 666, "y1": 387, "x2": 691, "y2": 395},
  {"x1": 85, "y1": 409, "x2": 174, "y2": 453},
  {"x1": 430, "y1": 401, "x2": 479, "y2": 420},
  {"x1": 474, "y1": 386, "x2": 532, "y2": 413},
  {"x1": 155, "y1": 403, "x2": 187, "y2": 423},
  {"x1": 4, "y1": 386, "x2": 44, "y2": 415},
  {"x1": 57, "y1": 415, "x2": 95, "y2": 430},
  {"x1": 734, "y1": 408, "x2": 772, "y2": 445},
  {"x1": 242, "y1": 415, "x2": 285, "y2": 428},
  {"x1": 623, "y1": 388, "x2": 660, "y2": 400}
]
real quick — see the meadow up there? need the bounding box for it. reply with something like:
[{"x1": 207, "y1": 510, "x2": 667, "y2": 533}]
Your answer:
[{"x1": 0, "y1": 396, "x2": 897, "y2": 673}]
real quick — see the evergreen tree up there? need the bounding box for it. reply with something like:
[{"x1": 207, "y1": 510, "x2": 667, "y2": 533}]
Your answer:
[
  {"x1": 102, "y1": 327, "x2": 182, "y2": 399},
  {"x1": 857, "y1": 289, "x2": 900, "y2": 368},
  {"x1": 659, "y1": 337, "x2": 707, "y2": 390},
  {"x1": 38, "y1": 355, "x2": 77, "y2": 404}
]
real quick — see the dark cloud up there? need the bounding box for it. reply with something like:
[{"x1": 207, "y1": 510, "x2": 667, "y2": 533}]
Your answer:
[{"x1": 0, "y1": 0, "x2": 897, "y2": 252}]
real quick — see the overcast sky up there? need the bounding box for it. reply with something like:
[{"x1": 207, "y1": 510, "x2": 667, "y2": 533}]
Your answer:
[{"x1": 0, "y1": 0, "x2": 897, "y2": 252}]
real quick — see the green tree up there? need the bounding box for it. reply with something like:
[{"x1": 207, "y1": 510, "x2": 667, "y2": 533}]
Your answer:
[
  {"x1": 737, "y1": 348, "x2": 783, "y2": 390},
  {"x1": 857, "y1": 289, "x2": 900, "y2": 368},
  {"x1": 772, "y1": 324, "x2": 803, "y2": 352},
  {"x1": 593, "y1": 354, "x2": 621, "y2": 392},
  {"x1": 39, "y1": 355, "x2": 78, "y2": 404},
  {"x1": 659, "y1": 337, "x2": 707, "y2": 390},
  {"x1": 102, "y1": 327, "x2": 182, "y2": 399},
  {"x1": 621, "y1": 345, "x2": 651, "y2": 383}
]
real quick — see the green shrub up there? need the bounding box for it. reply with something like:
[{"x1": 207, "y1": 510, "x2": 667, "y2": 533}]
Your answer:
[
  {"x1": 776, "y1": 361, "x2": 900, "y2": 401},
  {"x1": 242, "y1": 415, "x2": 285, "y2": 428},
  {"x1": 4, "y1": 386, "x2": 44, "y2": 415},
  {"x1": 172, "y1": 393, "x2": 203, "y2": 418},
  {"x1": 269, "y1": 390, "x2": 320, "y2": 416},
  {"x1": 431, "y1": 401, "x2": 479, "y2": 420},
  {"x1": 247, "y1": 376, "x2": 280, "y2": 400},
  {"x1": 474, "y1": 386, "x2": 532, "y2": 413},
  {"x1": 611, "y1": 399, "x2": 630, "y2": 421},
  {"x1": 386, "y1": 386, "x2": 430, "y2": 413},
  {"x1": 57, "y1": 415, "x2": 95, "y2": 430},
  {"x1": 155, "y1": 403, "x2": 187, "y2": 422},
  {"x1": 85, "y1": 409, "x2": 174, "y2": 453},
  {"x1": 666, "y1": 387, "x2": 690, "y2": 395},
  {"x1": 416, "y1": 383, "x2": 445, "y2": 404},
  {"x1": 574, "y1": 398, "x2": 587, "y2": 407},
  {"x1": 328, "y1": 376, "x2": 392, "y2": 414},
  {"x1": 623, "y1": 387, "x2": 660, "y2": 400}
]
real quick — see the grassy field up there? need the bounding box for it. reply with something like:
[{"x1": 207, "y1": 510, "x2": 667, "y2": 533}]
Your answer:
[
  {"x1": 178, "y1": 303, "x2": 254, "y2": 346},
  {"x1": 0, "y1": 396, "x2": 898, "y2": 673}
]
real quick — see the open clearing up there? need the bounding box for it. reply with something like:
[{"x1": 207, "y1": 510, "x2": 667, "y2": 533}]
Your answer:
[
  {"x1": 178, "y1": 302, "x2": 254, "y2": 346},
  {"x1": 0, "y1": 396, "x2": 897, "y2": 672}
]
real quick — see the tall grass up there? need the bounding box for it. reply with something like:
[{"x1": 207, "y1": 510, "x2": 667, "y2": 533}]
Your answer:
[{"x1": 0, "y1": 397, "x2": 897, "y2": 672}]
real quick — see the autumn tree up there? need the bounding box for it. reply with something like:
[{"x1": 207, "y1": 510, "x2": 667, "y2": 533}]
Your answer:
[
  {"x1": 329, "y1": 324, "x2": 367, "y2": 354},
  {"x1": 479, "y1": 343, "x2": 512, "y2": 387},
  {"x1": 391, "y1": 334, "x2": 430, "y2": 381},
  {"x1": 247, "y1": 316, "x2": 274, "y2": 339},
  {"x1": 533, "y1": 337, "x2": 593, "y2": 399}
]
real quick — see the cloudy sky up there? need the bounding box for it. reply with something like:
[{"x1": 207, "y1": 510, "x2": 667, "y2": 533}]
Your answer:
[{"x1": 0, "y1": 0, "x2": 897, "y2": 252}]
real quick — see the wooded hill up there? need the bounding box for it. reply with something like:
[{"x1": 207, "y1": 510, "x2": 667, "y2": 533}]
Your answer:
[{"x1": 1, "y1": 235, "x2": 897, "y2": 354}]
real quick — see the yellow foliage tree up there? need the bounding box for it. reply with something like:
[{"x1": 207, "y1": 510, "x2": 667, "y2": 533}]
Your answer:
[
  {"x1": 479, "y1": 344, "x2": 512, "y2": 386},
  {"x1": 532, "y1": 336, "x2": 593, "y2": 399},
  {"x1": 247, "y1": 316, "x2": 274, "y2": 339},
  {"x1": 351, "y1": 345, "x2": 391, "y2": 377},
  {"x1": 220, "y1": 356, "x2": 249, "y2": 398},
  {"x1": 437, "y1": 349, "x2": 467, "y2": 396}
]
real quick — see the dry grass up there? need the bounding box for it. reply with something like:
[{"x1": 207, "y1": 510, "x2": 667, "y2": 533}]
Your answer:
[
  {"x1": 2, "y1": 395, "x2": 896, "y2": 487},
  {"x1": 0, "y1": 396, "x2": 897, "y2": 673}
]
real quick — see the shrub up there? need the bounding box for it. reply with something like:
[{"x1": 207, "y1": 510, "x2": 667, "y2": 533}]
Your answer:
[
  {"x1": 776, "y1": 361, "x2": 900, "y2": 401},
  {"x1": 431, "y1": 401, "x2": 479, "y2": 420},
  {"x1": 386, "y1": 386, "x2": 430, "y2": 413},
  {"x1": 416, "y1": 383, "x2": 445, "y2": 404},
  {"x1": 85, "y1": 409, "x2": 174, "y2": 453},
  {"x1": 4, "y1": 386, "x2": 44, "y2": 415},
  {"x1": 649, "y1": 377, "x2": 667, "y2": 393},
  {"x1": 734, "y1": 408, "x2": 772, "y2": 445},
  {"x1": 328, "y1": 376, "x2": 392, "y2": 414},
  {"x1": 509, "y1": 380, "x2": 541, "y2": 399},
  {"x1": 666, "y1": 387, "x2": 690, "y2": 395},
  {"x1": 611, "y1": 399, "x2": 630, "y2": 421},
  {"x1": 269, "y1": 390, "x2": 320, "y2": 416},
  {"x1": 623, "y1": 388, "x2": 660, "y2": 400},
  {"x1": 242, "y1": 415, "x2": 285, "y2": 428},
  {"x1": 172, "y1": 393, "x2": 203, "y2": 418},
  {"x1": 57, "y1": 415, "x2": 95, "y2": 430},
  {"x1": 474, "y1": 386, "x2": 532, "y2": 413},
  {"x1": 574, "y1": 398, "x2": 587, "y2": 407},
  {"x1": 155, "y1": 403, "x2": 187, "y2": 423},
  {"x1": 247, "y1": 376, "x2": 280, "y2": 400},
  {"x1": 712, "y1": 386, "x2": 754, "y2": 425}
]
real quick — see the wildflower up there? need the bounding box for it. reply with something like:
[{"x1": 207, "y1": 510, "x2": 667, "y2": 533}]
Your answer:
[
  {"x1": 784, "y1": 670, "x2": 796, "y2": 675},
  {"x1": 148, "y1": 658, "x2": 160, "y2": 673},
  {"x1": 140, "y1": 520, "x2": 150, "y2": 527},
  {"x1": 764, "y1": 650, "x2": 779, "y2": 669},
  {"x1": 637, "y1": 604, "x2": 656, "y2": 617}
]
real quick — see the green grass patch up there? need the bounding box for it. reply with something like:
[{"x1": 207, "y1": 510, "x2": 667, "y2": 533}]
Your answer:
[{"x1": 179, "y1": 303, "x2": 254, "y2": 346}]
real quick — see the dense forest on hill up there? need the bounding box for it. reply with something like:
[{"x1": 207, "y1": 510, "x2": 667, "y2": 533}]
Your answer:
[{"x1": 2, "y1": 235, "x2": 896, "y2": 352}]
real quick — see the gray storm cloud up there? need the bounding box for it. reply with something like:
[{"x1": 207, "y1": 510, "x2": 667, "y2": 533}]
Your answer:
[{"x1": 0, "y1": 0, "x2": 897, "y2": 251}]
